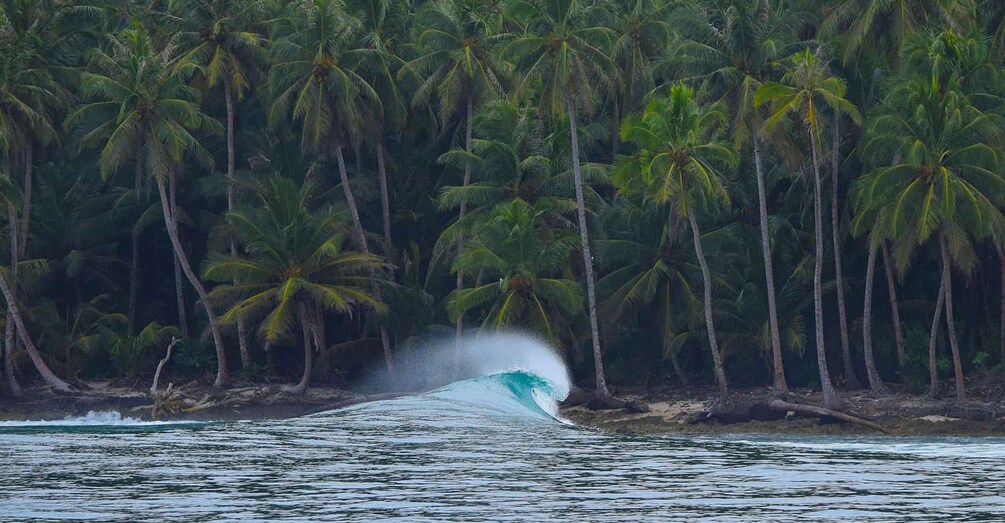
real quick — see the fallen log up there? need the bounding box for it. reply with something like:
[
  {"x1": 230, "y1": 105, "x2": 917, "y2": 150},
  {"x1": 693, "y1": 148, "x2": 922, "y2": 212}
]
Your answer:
[
  {"x1": 767, "y1": 399, "x2": 889, "y2": 434},
  {"x1": 696, "y1": 395, "x2": 889, "y2": 433}
]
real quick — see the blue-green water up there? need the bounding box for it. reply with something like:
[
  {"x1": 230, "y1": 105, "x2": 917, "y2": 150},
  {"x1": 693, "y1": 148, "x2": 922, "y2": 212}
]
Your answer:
[{"x1": 1, "y1": 370, "x2": 1004, "y2": 522}]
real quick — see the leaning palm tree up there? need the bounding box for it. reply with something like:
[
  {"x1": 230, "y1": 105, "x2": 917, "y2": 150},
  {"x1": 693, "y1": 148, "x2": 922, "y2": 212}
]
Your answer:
[
  {"x1": 615, "y1": 83, "x2": 737, "y2": 397},
  {"x1": 204, "y1": 176, "x2": 387, "y2": 394},
  {"x1": 857, "y1": 79, "x2": 1005, "y2": 402},
  {"x1": 168, "y1": 0, "x2": 269, "y2": 370},
  {"x1": 65, "y1": 27, "x2": 229, "y2": 386},
  {"x1": 664, "y1": 0, "x2": 811, "y2": 393},
  {"x1": 756, "y1": 49, "x2": 861, "y2": 410},
  {"x1": 502, "y1": 0, "x2": 619, "y2": 399},
  {"x1": 268, "y1": 0, "x2": 396, "y2": 374},
  {"x1": 406, "y1": 0, "x2": 506, "y2": 346}
]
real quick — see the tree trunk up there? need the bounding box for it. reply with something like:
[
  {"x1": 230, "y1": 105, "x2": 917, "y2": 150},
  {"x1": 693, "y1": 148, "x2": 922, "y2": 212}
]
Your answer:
[
  {"x1": 809, "y1": 126, "x2": 842, "y2": 410},
  {"x1": 928, "y1": 267, "x2": 947, "y2": 398},
  {"x1": 376, "y1": 140, "x2": 393, "y2": 258},
  {"x1": 169, "y1": 172, "x2": 188, "y2": 337},
  {"x1": 18, "y1": 139, "x2": 32, "y2": 261},
  {"x1": 882, "y1": 242, "x2": 906, "y2": 371},
  {"x1": 286, "y1": 302, "x2": 314, "y2": 395},
  {"x1": 333, "y1": 146, "x2": 394, "y2": 376},
  {"x1": 669, "y1": 349, "x2": 690, "y2": 391},
  {"x1": 454, "y1": 97, "x2": 475, "y2": 373},
  {"x1": 831, "y1": 115, "x2": 860, "y2": 389},
  {"x1": 939, "y1": 237, "x2": 966, "y2": 401},
  {"x1": 0, "y1": 271, "x2": 74, "y2": 393},
  {"x1": 610, "y1": 101, "x2": 621, "y2": 161},
  {"x1": 1000, "y1": 254, "x2": 1005, "y2": 365},
  {"x1": 688, "y1": 212, "x2": 729, "y2": 397},
  {"x1": 128, "y1": 152, "x2": 143, "y2": 335},
  {"x1": 753, "y1": 133, "x2": 787, "y2": 393},
  {"x1": 862, "y1": 242, "x2": 887, "y2": 393},
  {"x1": 223, "y1": 80, "x2": 252, "y2": 371},
  {"x1": 567, "y1": 98, "x2": 610, "y2": 398},
  {"x1": 3, "y1": 203, "x2": 21, "y2": 396},
  {"x1": 155, "y1": 174, "x2": 228, "y2": 387}
]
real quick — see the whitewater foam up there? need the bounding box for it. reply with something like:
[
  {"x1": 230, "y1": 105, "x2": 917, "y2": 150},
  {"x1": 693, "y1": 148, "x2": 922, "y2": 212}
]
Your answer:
[{"x1": 0, "y1": 410, "x2": 204, "y2": 428}]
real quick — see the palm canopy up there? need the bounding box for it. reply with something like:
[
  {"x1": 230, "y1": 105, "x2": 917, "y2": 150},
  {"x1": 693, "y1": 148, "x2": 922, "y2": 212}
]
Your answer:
[
  {"x1": 65, "y1": 26, "x2": 219, "y2": 181},
  {"x1": 166, "y1": 0, "x2": 269, "y2": 100},
  {"x1": 405, "y1": 0, "x2": 505, "y2": 126},
  {"x1": 203, "y1": 176, "x2": 388, "y2": 343},
  {"x1": 614, "y1": 83, "x2": 737, "y2": 217},
  {"x1": 855, "y1": 74, "x2": 1005, "y2": 271},
  {"x1": 447, "y1": 198, "x2": 582, "y2": 342},
  {"x1": 267, "y1": 0, "x2": 380, "y2": 151},
  {"x1": 608, "y1": 0, "x2": 673, "y2": 114},
  {"x1": 501, "y1": 0, "x2": 620, "y2": 116}
]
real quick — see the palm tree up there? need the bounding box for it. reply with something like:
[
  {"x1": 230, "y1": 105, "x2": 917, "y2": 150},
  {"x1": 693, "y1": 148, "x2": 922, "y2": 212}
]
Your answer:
[
  {"x1": 204, "y1": 176, "x2": 387, "y2": 394},
  {"x1": 65, "y1": 27, "x2": 229, "y2": 386},
  {"x1": 857, "y1": 77, "x2": 1005, "y2": 402},
  {"x1": 268, "y1": 0, "x2": 396, "y2": 374},
  {"x1": 406, "y1": 0, "x2": 505, "y2": 347},
  {"x1": 756, "y1": 49, "x2": 861, "y2": 410},
  {"x1": 666, "y1": 0, "x2": 811, "y2": 393},
  {"x1": 503, "y1": 0, "x2": 619, "y2": 398},
  {"x1": 447, "y1": 198, "x2": 582, "y2": 343},
  {"x1": 168, "y1": 0, "x2": 269, "y2": 371},
  {"x1": 615, "y1": 83, "x2": 737, "y2": 397}
]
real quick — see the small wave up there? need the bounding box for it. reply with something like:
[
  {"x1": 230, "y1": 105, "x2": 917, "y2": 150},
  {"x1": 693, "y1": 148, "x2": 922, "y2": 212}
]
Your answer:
[{"x1": 0, "y1": 410, "x2": 204, "y2": 429}]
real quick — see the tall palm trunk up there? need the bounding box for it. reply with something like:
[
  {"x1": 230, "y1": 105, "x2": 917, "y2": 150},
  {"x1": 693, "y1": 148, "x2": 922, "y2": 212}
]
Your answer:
[
  {"x1": 3, "y1": 200, "x2": 22, "y2": 396},
  {"x1": 376, "y1": 140, "x2": 393, "y2": 257},
  {"x1": 333, "y1": 146, "x2": 395, "y2": 376},
  {"x1": 0, "y1": 270, "x2": 74, "y2": 393},
  {"x1": 155, "y1": 174, "x2": 228, "y2": 387},
  {"x1": 753, "y1": 133, "x2": 787, "y2": 393},
  {"x1": 18, "y1": 139, "x2": 32, "y2": 261},
  {"x1": 128, "y1": 152, "x2": 143, "y2": 335},
  {"x1": 567, "y1": 97, "x2": 610, "y2": 398},
  {"x1": 831, "y1": 116, "x2": 860, "y2": 389},
  {"x1": 687, "y1": 212, "x2": 729, "y2": 397},
  {"x1": 862, "y1": 241, "x2": 887, "y2": 393},
  {"x1": 287, "y1": 302, "x2": 315, "y2": 395},
  {"x1": 928, "y1": 266, "x2": 947, "y2": 398},
  {"x1": 169, "y1": 172, "x2": 189, "y2": 337},
  {"x1": 882, "y1": 242, "x2": 906, "y2": 371},
  {"x1": 225, "y1": 81, "x2": 252, "y2": 370},
  {"x1": 808, "y1": 126, "x2": 841, "y2": 410},
  {"x1": 454, "y1": 97, "x2": 474, "y2": 371},
  {"x1": 939, "y1": 237, "x2": 966, "y2": 401}
]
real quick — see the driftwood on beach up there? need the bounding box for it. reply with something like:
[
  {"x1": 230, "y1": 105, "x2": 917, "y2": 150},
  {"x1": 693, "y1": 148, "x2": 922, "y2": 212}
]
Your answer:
[{"x1": 697, "y1": 395, "x2": 890, "y2": 433}]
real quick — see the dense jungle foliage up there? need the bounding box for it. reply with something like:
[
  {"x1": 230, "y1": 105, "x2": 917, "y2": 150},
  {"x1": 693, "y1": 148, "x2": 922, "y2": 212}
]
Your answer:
[{"x1": 2, "y1": 0, "x2": 1005, "y2": 403}]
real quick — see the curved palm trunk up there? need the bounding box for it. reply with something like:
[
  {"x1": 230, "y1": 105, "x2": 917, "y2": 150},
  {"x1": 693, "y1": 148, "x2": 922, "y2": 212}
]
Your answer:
[
  {"x1": 809, "y1": 127, "x2": 841, "y2": 410},
  {"x1": 377, "y1": 140, "x2": 394, "y2": 258},
  {"x1": 939, "y1": 238, "x2": 966, "y2": 401},
  {"x1": 169, "y1": 173, "x2": 188, "y2": 337},
  {"x1": 155, "y1": 174, "x2": 228, "y2": 387},
  {"x1": 18, "y1": 139, "x2": 32, "y2": 261},
  {"x1": 687, "y1": 212, "x2": 729, "y2": 397},
  {"x1": 0, "y1": 270, "x2": 74, "y2": 393},
  {"x1": 567, "y1": 98, "x2": 610, "y2": 398},
  {"x1": 882, "y1": 242, "x2": 906, "y2": 372},
  {"x1": 224, "y1": 82, "x2": 252, "y2": 370},
  {"x1": 831, "y1": 116, "x2": 860, "y2": 389},
  {"x1": 3, "y1": 203, "x2": 22, "y2": 396},
  {"x1": 454, "y1": 97, "x2": 474, "y2": 373},
  {"x1": 128, "y1": 152, "x2": 143, "y2": 336},
  {"x1": 862, "y1": 242, "x2": 887, "y2": 393},
  {"x1": 334, "y1": 146, "x2": 395, "y2": 376},
  {"x1": 287, "y1": 302, "x2": 314, "y2": 395},
  {"x1": 928, "y1": 267, "x2": 947, "y2": 398},
  {"x1": 753, "y1": 133, "x2": 787, "y2": 393}
]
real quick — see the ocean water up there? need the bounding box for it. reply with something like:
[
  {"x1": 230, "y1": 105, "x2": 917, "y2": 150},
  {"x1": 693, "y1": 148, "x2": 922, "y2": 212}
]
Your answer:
[{"x1": 1, "y1": 336, "x2": 1003, "y2": 521}]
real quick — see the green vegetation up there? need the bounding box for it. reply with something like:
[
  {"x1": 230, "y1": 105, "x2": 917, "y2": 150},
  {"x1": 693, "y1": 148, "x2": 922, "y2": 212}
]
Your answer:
[{"x1": 1, "y1": 0, "x2": 1005, "y2": 403}]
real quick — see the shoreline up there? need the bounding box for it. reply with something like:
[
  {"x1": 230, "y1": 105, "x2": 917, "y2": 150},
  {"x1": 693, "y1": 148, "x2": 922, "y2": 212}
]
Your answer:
[{"x1": 2, "y1": 382, "x2": 1004, "y2": 436}]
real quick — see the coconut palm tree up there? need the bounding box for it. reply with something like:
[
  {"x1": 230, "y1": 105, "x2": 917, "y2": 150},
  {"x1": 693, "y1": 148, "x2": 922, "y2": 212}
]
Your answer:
[
  {"x1": 502, "y1": 0, "x2": 619, "y2": 398},
  {"x1": 204, "y1": 176, "x2": 387, "y2": 394},
  {"x1": 615, "y1": 83, "x2": 737, "y2": 397},
  {"x1": 65, "y1": 26, "x2": 229, "y2": 386},
  {"x1": 447, "y1": 198, "x2": 582, "y2": 343},
  {"x1": 756, "y1": 49, "x2": 861, "y2": 410},
  {"x1": 168, "y1": 0, "x2": 269, "y2": 370},
  {"x1": 406, "y1": 0, "x2": 506, "y2": 346},
  {"x1": 665, "y1": 0, "x2": 811, "y2": 393},
  {"x1": 268, "y1": 0, "x2": 396, "y2": 374}
]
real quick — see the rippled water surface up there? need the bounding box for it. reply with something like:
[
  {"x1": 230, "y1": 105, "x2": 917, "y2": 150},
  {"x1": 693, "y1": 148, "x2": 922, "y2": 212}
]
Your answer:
[{"x1": 2, "y1": 372, "x2": 1004, "y2": 522}]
